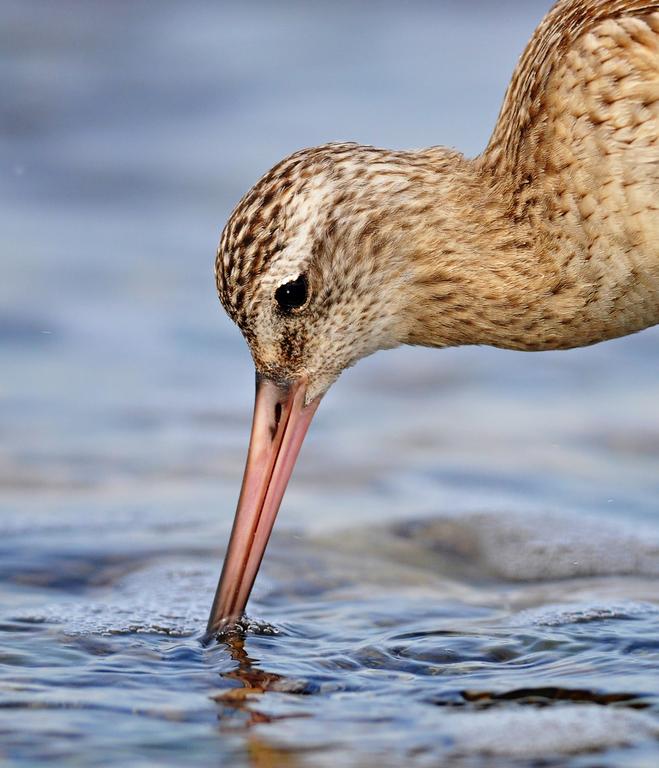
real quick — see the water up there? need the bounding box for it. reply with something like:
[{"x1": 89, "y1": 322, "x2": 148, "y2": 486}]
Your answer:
[{"x1": 1, "y1": 1, "x2": 658, "y2": 765}]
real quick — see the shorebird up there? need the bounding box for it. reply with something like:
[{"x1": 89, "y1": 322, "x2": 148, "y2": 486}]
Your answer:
[{"x1": 207, "y1": 0, "x2": 659, "y2": 635}]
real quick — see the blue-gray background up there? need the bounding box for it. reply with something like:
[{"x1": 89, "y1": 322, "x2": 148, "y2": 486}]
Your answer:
[{"x1": 2, "y1": 0, "x2": 656, "y2": 520}]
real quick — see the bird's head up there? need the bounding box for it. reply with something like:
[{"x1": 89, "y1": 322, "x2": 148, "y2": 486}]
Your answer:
[
  {"x1": 215, "y1": 142, "x2": 413, "y2": 404},
  {"x1": 207, "y1": 142, "x2": 450, "y2": 636}
]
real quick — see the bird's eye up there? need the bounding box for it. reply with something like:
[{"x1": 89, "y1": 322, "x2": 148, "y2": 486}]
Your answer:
[{"x1": 275, "y1": 274, "x2": 308, "y2": 313}]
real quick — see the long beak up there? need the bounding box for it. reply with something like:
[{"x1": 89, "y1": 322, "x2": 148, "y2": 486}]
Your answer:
[{"x1": 206, "y1": 374, "x2": 320, "y2": 636}]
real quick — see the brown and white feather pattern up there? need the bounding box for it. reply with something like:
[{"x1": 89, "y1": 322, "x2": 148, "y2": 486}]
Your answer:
[{"x1": 215, "y1": 0, "x2": 658, "y2": 401}]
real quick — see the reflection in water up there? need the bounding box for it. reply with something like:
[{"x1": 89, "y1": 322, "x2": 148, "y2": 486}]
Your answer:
[
  {"x1": 214, "y1": 634, "x2": 312, "y2": 768},
  {"x1": 214, "y1": 632, "x2": 310, "y2": 725}
]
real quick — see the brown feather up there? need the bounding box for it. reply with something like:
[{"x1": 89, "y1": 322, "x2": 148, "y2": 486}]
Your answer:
[{"x1": 215, "y1": 0, "x2": 659, "y2": 401}]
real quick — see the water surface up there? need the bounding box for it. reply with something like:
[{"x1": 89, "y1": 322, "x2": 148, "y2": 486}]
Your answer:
[{"x1": 1, "y1": 1, "x2": 658, "y2": 766}]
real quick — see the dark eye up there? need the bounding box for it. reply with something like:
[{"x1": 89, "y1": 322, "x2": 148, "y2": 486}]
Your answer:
[{"x1": 275, "y1": 274, "x2": 308, "y2": 313}]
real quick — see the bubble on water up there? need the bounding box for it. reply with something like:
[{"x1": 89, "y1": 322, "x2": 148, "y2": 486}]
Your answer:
[
  {"x1": 240, "y1": 617, "x2": 280, "y2": 635},
  {"x1": 211, "y1": 615, "x2": 281, "y2": 642}
]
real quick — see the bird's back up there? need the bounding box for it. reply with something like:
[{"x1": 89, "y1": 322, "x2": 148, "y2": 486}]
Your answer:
[{"x1": 482, "y1": 0, "x2": 659, "y2": 343}]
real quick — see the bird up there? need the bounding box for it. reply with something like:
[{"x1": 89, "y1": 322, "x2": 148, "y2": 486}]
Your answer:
[{"x1": 207, "y1": 0, "x2": 659, "y2": 636}]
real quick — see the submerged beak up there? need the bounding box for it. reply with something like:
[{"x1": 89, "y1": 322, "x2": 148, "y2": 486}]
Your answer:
[{"x1": 206, "y1": 374, "x2": 320, "y2": 636}]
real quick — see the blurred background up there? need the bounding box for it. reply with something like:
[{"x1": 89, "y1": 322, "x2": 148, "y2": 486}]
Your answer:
[
  {"x1": 1, "y1": 1, "x2": 658, "y2": 766},
  {"x1": 2, "y1": 0, "x2": 656, "y2": 522}
]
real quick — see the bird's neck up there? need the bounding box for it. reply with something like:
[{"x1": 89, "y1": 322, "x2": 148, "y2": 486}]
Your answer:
[{"x1": 392, "y1": 150, "x2": 647, "y2": 352}]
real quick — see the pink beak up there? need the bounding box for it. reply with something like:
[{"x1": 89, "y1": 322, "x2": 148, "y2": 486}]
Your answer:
[{"x1": 206, "y1": 374, "x2": 320, "y2": 636}]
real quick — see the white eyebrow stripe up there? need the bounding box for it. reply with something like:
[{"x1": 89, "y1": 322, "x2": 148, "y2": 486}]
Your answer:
[{"x1": 275, "y1": 274, "x2": 302, "y2": 289}]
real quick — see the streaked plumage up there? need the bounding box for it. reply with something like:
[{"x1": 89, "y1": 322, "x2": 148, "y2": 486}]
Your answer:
[{"x1": 208, "y1": 0, "x2": 659, "y2": 634}]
